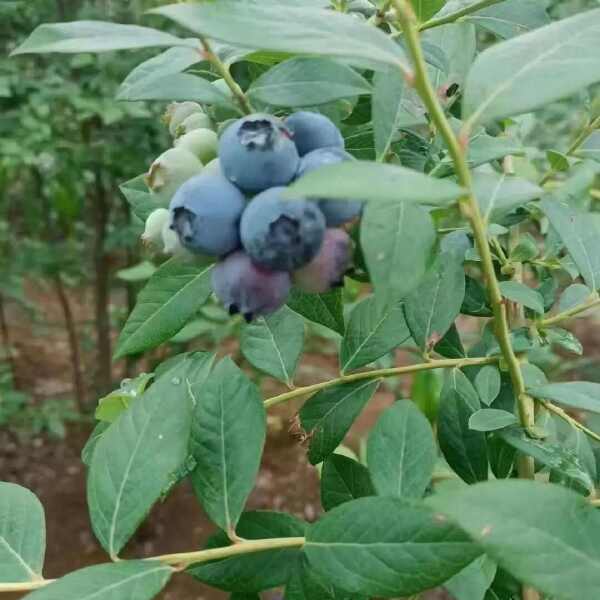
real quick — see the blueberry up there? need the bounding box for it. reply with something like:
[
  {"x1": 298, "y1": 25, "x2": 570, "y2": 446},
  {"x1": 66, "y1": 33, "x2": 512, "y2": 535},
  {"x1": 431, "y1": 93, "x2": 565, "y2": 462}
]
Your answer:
[
  {"x1": 285, "y1": 111, "x2": 344, "y2": 156},
  {"x1": 297, "y1": 147, "x2": 363, "y2": 226},
  {"x1": 240, "y1": 187, "x2": 326, "y2": 271},
  {"x1": 169, "y1": 173, "x2": 245, "y2": 257},
  {"x1": 293, "y1": 229, "x2": 352, "y2": 293},
  {"x1": 219, "y1": 113, "x2": 299, "y2": 193},
  {"x1": 212, "y1": 251, "x2": 291, "y2": 319}
]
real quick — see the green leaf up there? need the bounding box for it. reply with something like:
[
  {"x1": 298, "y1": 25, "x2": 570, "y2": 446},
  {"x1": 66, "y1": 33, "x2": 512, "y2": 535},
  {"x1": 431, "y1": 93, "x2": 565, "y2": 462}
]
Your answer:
[
  {"x1": 498, "y1": 281, "x2": 544, "y2": 314},
  {"x1": 411, "y1": 0, "x2": 445, "y2": 22},
  {"x1": 248, "y1": 57, "x2": 371, "y2": 107},
  {"x1": 411, "y1": 370, "x2": 442, "y2": 424},
  {"x1": 541, "y1": 192, "x2": 600, "y2": 292},
  {"x1": 285, "y1": 556, "x2": 360, "y2": 600},
  {"x1": 115, "y1": 261, "x2": 156, "y2": 283},
  {"x1": 361, "y1": 202, "x2": 436, "y2": 306},
  {"x1": 558, "y1": 283, "x2": 594, "y2": 313},
  {"x1": 404, "y1": 251, "x2": 466, "y2": 351},
  {"x1": 189, "y1": 511, "x2": 305, "y2": 592},
  {"x1": 434, "y1": 323, "x2": 466, "y2": 359},
  {"x1": 528, "y1": 381, "x2": 600, "y2": 414},
  {"x1": 288, "y1": 288, "x2": 345, "y2": 335},
  {"x1": 241, "y1": 307, "x2": 304, "y2": 386},
  {"x1": 469, "y1": 409, "x2": 518, "y2": 432},
  {"x1": 473, "y1": 172, "x2": 541, "y2": 224},
  {"x1": 289, "y1": 161, "x2": 465, "y2": 206},
  {"x1": 463, "y1": 8, "x2": 600, "y2": 124},
  {"x1": 428, "y1": 479, "x2": 600, "y2": 600},
  {"x1": 367, "y1": 401, "x2": 436, "y2": 499},
  {"x1": 81, "y1": 422, "x2": 110, "y2": 467},
  {"x1": 438, "y1": 369, "x2": 488, "y2": 483},
  {"x1": 114, "y1": 257, "x2": 214, "y2": 359},
  {"x1": 578, "y1": 131, "x2": 600, "y2": 162},
  {"x1": 372, "y1": 66, "x2": 426, "y2": 160},
  {"x1": 320, "y1": 454, "x2": 375, "y2": 512},
  {"x1": 340, "y1": 296, "x2": 411, "y2": 374},
  {"x1": 95, "y1": 372, "x2": 154, "y2": 423},
  {"x1": 465, "y1": 0, "x2": 549, "y2": 39},
  {"x1": 445, "y1": 555, "x2": 497, "y2": 600},
  {"x1": 87, "y1": 354, "x2": 209, "y2": 557},
  {"x1": 119, "y1": 175, "x2": 162, "y2": 223},
  {"x1": 189, "y1": 358, "x2": 266, "y2": 533},
  {"x1": 300, "y1": 379, "x2": 380, "y2": 465},
  {"x1": 117, "y1": 73, "x2": 238, "y2": 108},
  {"x1": 544, "y1": 327, "x2": 583, "y2": 356},
  {"x1": 24, "y1": 561, "x2": 171, "y2": 600},
  {"x1": 546, "y1": 149, "x2": 570, "y2": 172},
  {"x1": 11, "y1": 21, "x2": 195, "y2": 55},
  {"x1": 150, "y1": 2, "x2": 408, "y2": 72},
  {"x1": 0, "y1": 483, "x2": 45, "y2": 583},
  {"x1": 473, "y1": 365, "x2": 501, "y2": 406},
  {"x1": 498, "y1": 427, "x2": 594, "y2": 494},
  {"x1": 304, "y1": 497, "x2": 480, "y2": 597},
  {"x1": 462, "y1": 276, "x2": 493, "y2": 317}
]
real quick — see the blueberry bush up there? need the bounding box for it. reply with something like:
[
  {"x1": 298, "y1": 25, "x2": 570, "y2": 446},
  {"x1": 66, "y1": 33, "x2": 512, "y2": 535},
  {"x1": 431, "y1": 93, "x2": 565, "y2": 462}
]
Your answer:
[{"x1": 3, "y1": 1, "x2": 600, "y2": 599}]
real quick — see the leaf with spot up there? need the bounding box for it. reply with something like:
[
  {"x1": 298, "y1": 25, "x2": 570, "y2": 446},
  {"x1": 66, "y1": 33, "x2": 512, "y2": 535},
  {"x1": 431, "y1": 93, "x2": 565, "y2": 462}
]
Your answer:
[{"x1": 189, "y1": 358, "x2": 266, "y2": 533}]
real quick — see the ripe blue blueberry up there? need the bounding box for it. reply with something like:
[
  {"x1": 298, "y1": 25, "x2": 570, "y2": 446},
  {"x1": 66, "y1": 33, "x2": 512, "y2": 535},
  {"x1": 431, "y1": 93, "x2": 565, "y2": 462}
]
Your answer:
[
  {"x1": 296, "y1": 147, "x2": 363, "y2": 226},
  {"x1": 293, "y1": 228, "x2": 352, "y2": 294},
  {"x1": 219, "y1": 113, "x2": 299, "y2": 193},
  {"x1": 240, "y1": 187, "x2": 326, "y2": 272},
  {"x1": 285, "y1": 111, "x2": 344, "y2": 156},
  {"x1": 169, "y1": 173, "x2": 245, "y2": 257},
  {"x1": 212, "y1": 251, "x2": 291, "y2": 321}
]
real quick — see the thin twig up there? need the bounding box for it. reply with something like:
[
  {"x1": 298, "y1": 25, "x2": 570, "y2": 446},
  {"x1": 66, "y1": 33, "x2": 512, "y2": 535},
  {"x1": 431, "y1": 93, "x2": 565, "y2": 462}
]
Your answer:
[
  {"x1": 418, "y1": 0, "x2": 505, "y2": 32},
  {"x1": 538, "y1": 297, "x2": 600, "y2": 328},
  {"x1": 541, "y1": 401, "x2": 600, "y2": 444}
]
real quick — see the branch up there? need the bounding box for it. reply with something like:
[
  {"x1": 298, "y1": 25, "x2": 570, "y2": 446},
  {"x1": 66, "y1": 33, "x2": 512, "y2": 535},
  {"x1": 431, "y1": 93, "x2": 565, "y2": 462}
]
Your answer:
[
  {"x1": 198, "y1": 37, "x2": 253, "y2": 115},
  {"x1": 539, "y1": 297, "x2": 600, "y2": 328},
  {"x1": 541, "y1": 400, "x2": 600, "y2": 445},
  {"x1": 418, "y1": 0, "x2": 506, "y2": 32},
  {"x1": 264, "y1": 356, "x2": 499, "y2": 408}
]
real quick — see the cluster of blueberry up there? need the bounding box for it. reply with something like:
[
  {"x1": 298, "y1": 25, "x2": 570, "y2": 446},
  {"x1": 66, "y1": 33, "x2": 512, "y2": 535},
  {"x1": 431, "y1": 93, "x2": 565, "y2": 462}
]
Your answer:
[{"x1": 142, "y1": 104, "x2": 361, "y2": 322}]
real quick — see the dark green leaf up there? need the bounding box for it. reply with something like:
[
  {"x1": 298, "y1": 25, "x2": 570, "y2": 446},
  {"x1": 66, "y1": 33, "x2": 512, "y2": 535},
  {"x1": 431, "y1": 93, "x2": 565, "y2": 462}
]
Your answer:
[
  {"x1": 438, "y1": 369, "x2": 488, "y2": 483},
  {"x1": 498, "y1": 281, "x2": 544, "y2": 314},
  {"x1": 361, "y1": 202, "x2": 436, "y2": 306},
  {"x1": 528, "y1": 382, "x2": 600, "y2": 414},
  {"x1": 404, "y1": 251, "x2": 466, "y2": 351},
  {"x1": 300, "y1": 380, "x2": 380, "y2": 465},
  {"x1": 288, "y1": 288, "x2": 345, "y2": 335},
  {"x1": 189, "y1": 511, "x2": 305, "y2": 592},
  {"x1": 241, "y1": 307, "x2": 304, "y2": 386},
  {"x1": 305, "y1": 497, "x2": 480, "y2": 597},
  {"x1": 0, "y1": 483, "x2": 45, "y2": 582},
  {"x1": 469, "y1": 409, "x2": 518, "y2": 432},
  {"x1": 367, "y1": 401, "x2": 436, "y2": 498},
  {"x1": 434, "y1": 323, "x2": 466, "y2": 359},
  {"x1": 321, "y1": 454, "x2": 375, "y2": 511},
  {"x1": 428, "y1": 480, "x2": 600, "y2": 600},
  {"x1": 150, "y1": 2, "x2": 408, "y2": 72},
  {"x1": 341, "y1": 296, "x2": 411, "y2": 374},
  {"x1": 190, "y1": 358, "x2": 266, "y2": 533},
  {"x1": 248, "y1": 57, "x2": 371, "y2": 107},
  {"x1": 462, "y1": 276, "x2": 493, "y2": 317},
  {"x1": 24, "y1": 561, "x2": 171, "y2": 600},
  {"x1": 114, "y1": 257, "x2": 214, "y2": 359}
]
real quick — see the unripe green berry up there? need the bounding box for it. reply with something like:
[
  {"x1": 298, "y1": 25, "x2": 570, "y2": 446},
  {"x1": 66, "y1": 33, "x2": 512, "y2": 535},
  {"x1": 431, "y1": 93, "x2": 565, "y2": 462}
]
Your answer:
[
  {"x1": 141, "y1": 208, "x2": 170, "y2": 246},
  {"x1": 174, "y1": 128, "x2": 218, "y2": 164},
  {"x1": 175, "y1": 112, "x2": 214, "y2": 137},
  {"x1": 164, "y1": 101, "x2": 204, "y2": 137},
  {"x1": 203, "y1": 158, "x2": 222, "y2": 177},
  {"x1": 145, "y1": 148, "x2": 203, "y2": 199}
]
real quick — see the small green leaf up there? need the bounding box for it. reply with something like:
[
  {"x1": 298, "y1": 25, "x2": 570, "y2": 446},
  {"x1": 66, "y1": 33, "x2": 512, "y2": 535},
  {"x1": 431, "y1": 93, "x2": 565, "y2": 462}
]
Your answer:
[
  {"x1": 469, "y1": 409, "x2": 518, "y2": 432},
  {"x1": 321, "y1": 454, "x2": 375, "y2": 511},
  {"x1": 24, "y1": 561, "x2": 171, "y2": 600},
  {"x1": 241, "y1": 307, "x2": 304, "y2": 386},
  {"x1": 428, "y1": 480, "x2": 600, "y2": 600},
  {"x1": 248, "y1": 57, "x2": 371, "y2": 107},
  {"x1": 463, "y1": 8, "x2": 600, "y2": 124},
  {"x1": 544, "y1": 328, "x2": 583, "y2": 355},
  {"x1": 287, "y1": 287, "x2": 345, "y2": 335},
  {"x1": 11, "y1": 21, "x2": 195, "y2": 55},
  {"x1": 115, "y1": 261, "x2": 156, "y2": 283},
  {"x1": 404, "y1": 251, "x2": 466, "y2": 351},
  {"x1": 558, "y1": 283, "x2": 594, "y2": 313},
  {"x1": 300, "y1": 379, "x2": 380, "y2": 465},
  {"x1": 95, "y1": 373, "x2": 154, "y2": 423},
  {"x1": 341, "y1": 296, "x2": 411, "y2": 374},
  {"x1": 465, "y1": 0, "x2": 549, "y2": 39},
  {"x1": 0, "y1": 483, "x2": 45, "y2": 583},
  {"x1": 473, "y1": 365, "x2": 501, "y2": 406},
  {"x1": 114, "y1": 257, "x2": 214, "y2": 359},
  {"x1": 445, "y1": 555, "x2": 497, "y2": 600},
  {"x1": 119, "y1": 175, "x2": 162, "y2": 223},
  {"x1": 498, "y1": 281, "x2": 545, "y2": 314},
  {"x1": 189, "y1": 512, "x2": 305, "y2": 592},
  {"x1": 289, "y1": 161, "x2": 465, "y2": 206},
  {"x1": 367, "y1": 401, "x2": 436, "y2": 499},
  {"x1": 304, "y1": 497, "x2": 480, "y2": 597},
  {"x1": 546, "y1": 149, "x2": 570, "y2": 172},
  {"x1": 528, "y1": 381, "x2": 600, "y2": 414},
  {"x1": 410, "y1": 0, "x2": 445, "y2": 22},
  {"x1": 190, "y1": 358, "x2": 266, "y2": 533},
  {"x1": 361, "y1": 202, "x2": 436, "y2": 306},
  {"x1": 462, "y1": 276, "x2": 493, "y2": 317},
  {"x1": 438, "y1": 369, "x2": 488, "y2": 483}
]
